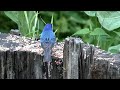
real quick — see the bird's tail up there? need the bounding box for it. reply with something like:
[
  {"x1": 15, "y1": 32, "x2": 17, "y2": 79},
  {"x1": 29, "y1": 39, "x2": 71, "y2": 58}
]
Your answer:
[{"x1": 43, "y1": 48, "x2": 52, "y2": 62}]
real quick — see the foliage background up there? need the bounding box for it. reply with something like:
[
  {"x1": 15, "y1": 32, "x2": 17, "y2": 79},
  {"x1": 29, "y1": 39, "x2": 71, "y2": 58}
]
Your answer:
[{"x1": 0, "y1": 11, "x2": 120, "y2": 54}]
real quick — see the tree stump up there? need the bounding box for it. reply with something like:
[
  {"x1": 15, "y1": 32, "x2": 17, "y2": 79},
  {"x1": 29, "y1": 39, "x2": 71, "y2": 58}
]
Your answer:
[
  {"x1": 63, "y1": 37, "x2": 120, "y2": 79},
  {"x1": 0, "y1": 33, "x2": 63, "y2": 79},
  {"x1": 1, "y1": 33, "x2": 120, "y2": 79}
]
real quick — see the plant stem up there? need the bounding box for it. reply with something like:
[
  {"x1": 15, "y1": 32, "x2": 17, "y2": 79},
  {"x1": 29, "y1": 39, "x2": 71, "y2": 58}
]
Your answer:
[{"x1": 24, "y1": 11, "x2": 31, "y2": 36}]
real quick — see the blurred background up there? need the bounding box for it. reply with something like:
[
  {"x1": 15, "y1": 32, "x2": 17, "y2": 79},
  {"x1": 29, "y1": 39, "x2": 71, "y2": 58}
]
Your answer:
[
  {"x1": 0, "y1": 11, "x2": 18, "y2": 33},
  {"x1": 0, "y1": 11, "x2": 99, "y2": 41},
  {"x1": 1, "y1": 11, "x2": 120, "y2": 53}
]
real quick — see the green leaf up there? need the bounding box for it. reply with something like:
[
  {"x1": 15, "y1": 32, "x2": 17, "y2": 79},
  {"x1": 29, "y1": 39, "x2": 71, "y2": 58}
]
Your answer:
[
  {"x1": 90, "y1": 28, "x2": 109, "y2": 36},
  {"x1": 56, "y1": 17, "x2": 69, "y2": 33},
  {"x1": 51, "y1": 14, "x2": 54, "y2": 29},
  {"x1": 84, "y1": 11, "x2": 97, "y2": 16},
  {"x1": 96, "y1": 11, "x2": 120, "y2": 31},
  {"x1": 84, "y1": 11, "x2": 120, "y2": 31},
  {"x1": 4, "y1": 11, "x2": 19, "y2": 24},
  {"x1": 72, "y1": 28, "x2": 90, "y2": 36},
  {"x1": 51, "y1": 14, "x2": 53, "y2": 24},
  {"x1": 4, "y1": 11, "x2": 39, "y2": 39},
  {"x1": 113, "y1": 31, "x2": 120, "y2": 37},
  {"x1": 68, "y1": 12, "x2": 87, "y2": 24},
  {"x1": 108, "y1": 44, "x2": 120, "y2": 53}
]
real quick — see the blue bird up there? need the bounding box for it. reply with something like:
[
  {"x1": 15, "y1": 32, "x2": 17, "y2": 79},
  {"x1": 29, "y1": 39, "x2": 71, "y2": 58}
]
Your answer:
[{"x1": 40, "y1": 23, "x2": 56, "y2": 62}]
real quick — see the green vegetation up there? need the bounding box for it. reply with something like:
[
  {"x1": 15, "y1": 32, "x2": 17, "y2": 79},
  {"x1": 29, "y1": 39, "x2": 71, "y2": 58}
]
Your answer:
[
  {"x1": 0, "y1": 11, "x2": 120, "y2": 54},
  {"x1": 4, "y1": 11, "x2": 40, "y2": 40}
]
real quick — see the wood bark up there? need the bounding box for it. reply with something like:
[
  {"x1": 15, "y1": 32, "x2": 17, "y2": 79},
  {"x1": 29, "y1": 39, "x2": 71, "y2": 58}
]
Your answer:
[
  {"x1": 0, "y1": 33, "x2": 63, "y2": 79},
  {"x1": 63, "y1": 37, "x2": 120, "y2": 79},
  {"x1": 0, "y1": 33, "x2": 120, "y2": 79}
]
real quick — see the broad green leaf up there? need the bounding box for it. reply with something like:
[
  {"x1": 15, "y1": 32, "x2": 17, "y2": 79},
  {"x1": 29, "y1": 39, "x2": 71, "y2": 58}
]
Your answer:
[
  {"x1": 18, "y1": 11, "x2": 28, "y2": 35},
  {"x1": 39, "y1": 20, "x2": 44, "y2": 31},
  {"x1": 96, "y1": 11, "x2": 120, "y2": 31},
  {"x1": 24, "y1": 11, "x2": 30, "y2": 33},
  {"x1": 90, "y1": 28, "x2": 109, "y2": 36},
  {"x1": 4, "y1": 11, "x2": 39, "y2": 38},
  {"x1": 85, "y1": 11, "x2": 120, "y2": 31},
  {"x1": 83, "y1": 36, "x2": 94, "y2": 43},
  {"x1": 84, "y1": 11, "x2": 97, "y2": 16},
  {"x1": 72, "y1": 28, "x2": 90, "y2": 36},
  {"x1": 4, "y1": 11, "x2": 19, "y2": 24},
  {"x1": 108, "y1": 44, "x2": 120, "y2": 53},
  {"x1": 27, "y1": 11, "x2": 36, "y2": 29},
  {"x1": 27, "y1": 11, "x2": 36, "y2": 21}
]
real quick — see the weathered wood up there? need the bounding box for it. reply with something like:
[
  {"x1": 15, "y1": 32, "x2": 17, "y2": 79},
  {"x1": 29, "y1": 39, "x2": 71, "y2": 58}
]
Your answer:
[
  {"x1": 34, "y1": 53, "x2": 43, "y2": 79},
  {"x1": 91, "y1": 52, "x2": 120, "y2": 79},
  {"x1": 63, "y1": 37, "x2": 120, "y2": 79},
  {"x1": 1, "y1": 33, "x2": 120, "y2": 79},
  {"x1": 0, "y1": 51, "x2": 6, "y2": 79},
  {"x1": 0, "y1": 33, "x2": 63, "y2": 79},
  {"x1": 63, "y1": 37, "x2": 85, "y2": 79},
  {"x1": 51, "y1": 58, "x2": 63, "y2": 79}
]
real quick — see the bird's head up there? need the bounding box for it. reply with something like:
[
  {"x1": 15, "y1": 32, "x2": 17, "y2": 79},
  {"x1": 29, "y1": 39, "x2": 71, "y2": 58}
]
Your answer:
[{"x1": 43, "y1": 23, "x2": 52, "y2": 31}]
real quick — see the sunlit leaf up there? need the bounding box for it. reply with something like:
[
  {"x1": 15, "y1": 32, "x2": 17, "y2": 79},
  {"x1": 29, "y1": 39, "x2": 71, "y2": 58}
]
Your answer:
[
  {"x1": 84, "y1": 11, "x2": 97, "y2": 16},
  {"x1": 72, "y1": 28, "x2": 90, "y2": 36},
  {"x1": 90, "y1": 28, "x2": 109, "y2": 36},
  {"x1": 96, "y1": 11, "x2": 120, "y2": 31},
  {"x1": 4, "y1": 11, "x2": 39, "y2": 39},
  {"x1": 4, "y1": 11, "x2": 19, "y2": 24},
  {"x1": 108, "y1": 44, "x2": 120, "y2": 53}
]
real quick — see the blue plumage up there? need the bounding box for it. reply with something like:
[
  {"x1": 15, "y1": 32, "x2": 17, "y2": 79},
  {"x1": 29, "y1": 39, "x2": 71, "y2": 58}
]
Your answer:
[{"x1": 40, "y1": 23, "x2": 56, "y2": 62}]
